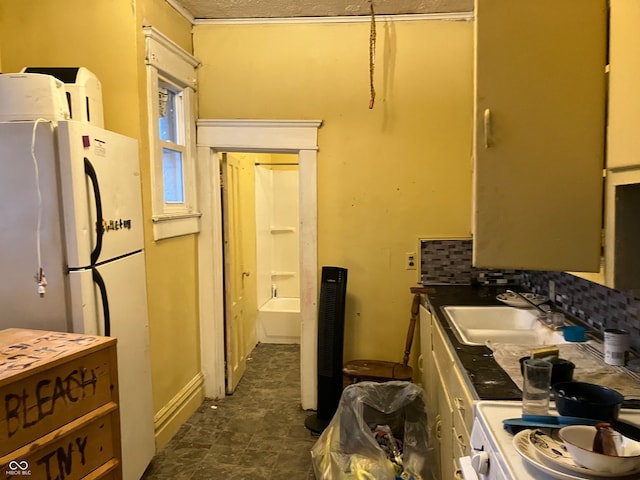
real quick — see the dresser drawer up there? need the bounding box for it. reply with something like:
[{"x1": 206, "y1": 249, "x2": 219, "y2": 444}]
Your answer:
[{"x1": 0, "y1": 402, "x2": 119, "y2": 480}]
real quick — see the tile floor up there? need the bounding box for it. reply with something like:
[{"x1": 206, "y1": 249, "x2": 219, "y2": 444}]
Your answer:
[{"x1": 141, "y1": 343, "x2": 317, "y2": 479}]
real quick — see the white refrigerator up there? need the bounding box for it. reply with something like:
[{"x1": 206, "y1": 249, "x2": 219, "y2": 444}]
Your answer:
[{"x1": 0, "y1": 120, "x2": 155, "y2": 479}]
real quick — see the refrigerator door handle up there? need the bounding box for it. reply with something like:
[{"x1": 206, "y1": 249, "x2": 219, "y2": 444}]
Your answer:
[
  {"x1": 92, "y1": 266, "x2": 111, "y2": 336},
  {"x1": 84, "y1": 157, "x2": 104, "y2": 265}
]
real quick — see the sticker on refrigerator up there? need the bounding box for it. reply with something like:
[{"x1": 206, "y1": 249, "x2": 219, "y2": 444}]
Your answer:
[
  {"x1": 94, "y1": 139, "x2": 106, "y2": 156},
  {"x1": 102, "y1": 219, "x2": 132, "y2": 232}
]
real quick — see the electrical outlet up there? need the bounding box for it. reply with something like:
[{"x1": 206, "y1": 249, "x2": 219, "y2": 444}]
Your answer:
[{"x1": 406, "y1": 252, "x2": 417, "y2": 270}]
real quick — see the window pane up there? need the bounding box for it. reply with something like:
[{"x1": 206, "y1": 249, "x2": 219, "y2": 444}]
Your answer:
[
  {"x1": 159, "y1": 87, "x2": 179, "y2": 143},
  {"x1": 163, "y1": 148, "x2": 184, "y2": 203}
]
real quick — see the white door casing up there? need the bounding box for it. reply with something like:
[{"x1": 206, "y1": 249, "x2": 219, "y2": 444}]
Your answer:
[{"x1": 197, "y1": 119, "x2": 321, "y2": 410}]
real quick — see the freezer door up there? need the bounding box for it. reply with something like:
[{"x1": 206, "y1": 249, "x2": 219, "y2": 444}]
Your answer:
[
  {"x1": 0, "y1": 121, "x2": 71, "y2": 332},
  {"x1": 57, "y1": 121, "x2": 144, "y2": 268},
  {"x1": 69, "y1": 252, "x2": 155, "y2": 478}
]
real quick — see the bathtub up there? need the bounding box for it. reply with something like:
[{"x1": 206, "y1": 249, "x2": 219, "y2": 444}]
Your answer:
[{"x1": 257, "y1": 297, "x2": 301, "y2": 344}]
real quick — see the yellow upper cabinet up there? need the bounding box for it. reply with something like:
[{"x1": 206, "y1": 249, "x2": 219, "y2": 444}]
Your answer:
[
  {"x1": 472, "y1": 0, "x2": 607, "y2": 272},
  {"x1": 607, "y1": 0, "x2": 640, "y2": 170}
]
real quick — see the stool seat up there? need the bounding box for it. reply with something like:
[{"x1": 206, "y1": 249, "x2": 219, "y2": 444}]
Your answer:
[{"x1": 342, "y1": 359, "x2": 413, "y2": 382}]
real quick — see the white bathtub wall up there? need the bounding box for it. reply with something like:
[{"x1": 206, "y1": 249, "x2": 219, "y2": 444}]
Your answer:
[
  {"x1": 255, "y1": 165, "x2": 273, "y2": 307},
  {"x1": 271, "y1": 168, "x2": 300, "y2": 298},
  {"x1": 257, "y1": 297, "x2": 301, "y2": 344},
  {"x1": 254, "y1": 161, "x2": 300, "y2": 305}
]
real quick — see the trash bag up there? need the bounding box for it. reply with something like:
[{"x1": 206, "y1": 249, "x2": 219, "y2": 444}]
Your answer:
[{"x1": 310, "y1": 381, "x2": 434, "y2": 480}]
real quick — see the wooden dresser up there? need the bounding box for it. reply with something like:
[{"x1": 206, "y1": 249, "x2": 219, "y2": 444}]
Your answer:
[{"x1": 0, "y1": 328, "x2": 122, "y2": 480}]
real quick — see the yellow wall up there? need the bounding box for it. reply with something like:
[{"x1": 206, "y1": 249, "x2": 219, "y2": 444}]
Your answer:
[
  {"x1": 194, "y1": 19, "x2": 474, "y2": 367},
  {"x1": 0, "y1": 0, "x2": 202, "y2": 449},
  {"x1": 0, "y1": 0, "x2": 140, "y2": 135},
  {"x1": 136, "y1": 0, "x2": 202, "y2": 448}
]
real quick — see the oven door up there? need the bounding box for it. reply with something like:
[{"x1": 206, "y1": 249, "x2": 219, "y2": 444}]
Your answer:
[{"x1": 468, "y1": 417, "x2": 510, "y2": 480}]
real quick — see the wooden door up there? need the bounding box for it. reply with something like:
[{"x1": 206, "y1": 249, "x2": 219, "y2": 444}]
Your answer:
[
  {"x1": 473, "y1": 0, "x2": 607, "y2": 272},
  {"x1": 222, "y1": 154, "x2": 247, "y2": 393}
]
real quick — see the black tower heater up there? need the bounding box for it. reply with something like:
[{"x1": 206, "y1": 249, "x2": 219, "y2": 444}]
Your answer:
[{"x1": 304, "y1": 266, "x2": 348, "y2": 434}]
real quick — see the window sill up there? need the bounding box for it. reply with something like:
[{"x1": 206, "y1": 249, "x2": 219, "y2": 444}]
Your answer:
[{"x1": 152, "y1": 212, "x2": 201, "y2": 240}]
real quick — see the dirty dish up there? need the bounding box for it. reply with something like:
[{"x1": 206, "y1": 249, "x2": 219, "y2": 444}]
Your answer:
[
  {"x1": 513, "y1": 429, "x2": 596, "y2": 480},
  {"x1": 497, "y1": 292, "x2": 548, "y2": 308},
  {"x1": 559, "y1": 425, "x2": 640, "y2": 475},
  {"x1": 553, "y1": 382, "x2": 624, "y2": 422}
]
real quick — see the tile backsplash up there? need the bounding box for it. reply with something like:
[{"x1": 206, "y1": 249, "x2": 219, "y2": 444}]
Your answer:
[
  {"x1": 420, "y1": 238, "x2": 640, "y2": 353},
  {"x1": 523, "y1": 270, "x2": 640, "y2": 353},
  {"x1": 420, "y1": 239, "x2": 521, "y2": 286}
]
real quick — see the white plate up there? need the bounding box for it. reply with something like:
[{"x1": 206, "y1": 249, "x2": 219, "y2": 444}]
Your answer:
[
  {"x1": 497, "y1": 292, "x2": 548, "y2": 308},
  {"x1": 513, "y1": 430, "x2": 640, "y2": 480}
]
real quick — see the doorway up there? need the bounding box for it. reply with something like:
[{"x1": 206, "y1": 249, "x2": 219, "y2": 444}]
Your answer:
[
  {"x1": 197, "y1": 119, "x2": 322, "y2": 410},
  {"x1": 221, "y1": 152, "x2": 301, "y2": 393}
]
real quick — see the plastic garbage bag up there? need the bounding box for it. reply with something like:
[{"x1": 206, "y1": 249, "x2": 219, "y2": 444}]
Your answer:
[{"x1": 311, "y1": 381, "x2": 434, "y2": 480}]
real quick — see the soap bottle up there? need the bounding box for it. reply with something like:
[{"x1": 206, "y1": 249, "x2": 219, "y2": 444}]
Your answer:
[{"x1": 271, "y1": 284, "x2": 277, "y2": 298}]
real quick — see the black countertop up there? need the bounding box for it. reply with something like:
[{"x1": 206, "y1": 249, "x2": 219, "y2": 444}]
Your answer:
[{"x1": 421, "y1": 284, "x2": 524, "y2": 401}]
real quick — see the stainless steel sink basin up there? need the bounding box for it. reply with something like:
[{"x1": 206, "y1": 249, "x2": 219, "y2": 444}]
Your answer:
[{"x1": 442, "y1": 305, "x2": 568, "y2": 346}]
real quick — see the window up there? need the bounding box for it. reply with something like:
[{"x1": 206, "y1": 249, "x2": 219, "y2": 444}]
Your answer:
[
  {"x1": 159, "y1": 83, "x2": 185, "y2": 204},
  {"x1": 144, "y1": 26, "x2": 201, "y2": 240}
]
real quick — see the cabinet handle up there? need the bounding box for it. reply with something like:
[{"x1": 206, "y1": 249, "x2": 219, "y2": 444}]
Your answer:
[
  {"x1": 456, "y1": 433, "x2": 468, "y2": 451},
  {"x1": 418, "y1": 354, "x2": 423, "y2": 373},
  {"x1": 435, "y1": 415, "x2": 442, "y2": 440},
  {"x1": 454, "y1": 468, "x2": 464, "y2": 480},
  {"x1": 454, "y1": 397, "x2": 466, "y2": 413},
  {"x1": 483, "y1": 108, "x2": 492, "y2": 148}
]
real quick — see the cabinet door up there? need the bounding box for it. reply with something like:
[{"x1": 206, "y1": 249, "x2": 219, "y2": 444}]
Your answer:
[
  {"x1": 419, "y1": 306, "x2": 441, "y2": 477},
  {"x1": 419, "y1": 306, "x2": 438, "y2": 416},
  {"x1": 607, "y1": 0, "x2": 640, "y2": 170},
  {"x1": 473, "y1": 0, "x2": 607, "y2": 272},
  {"x1": 435, "y1": 360, "x2": 454, "y2": 480}
]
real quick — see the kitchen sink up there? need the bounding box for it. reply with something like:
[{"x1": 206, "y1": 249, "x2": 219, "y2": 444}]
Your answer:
[{"x1": 442, "y1": 305, "x2": 568, "y2": 346}]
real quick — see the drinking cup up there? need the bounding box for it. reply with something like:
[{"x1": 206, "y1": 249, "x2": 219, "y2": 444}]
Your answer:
[{"x1": 522, "y1": 359, "x2": 552, "y2": 415}]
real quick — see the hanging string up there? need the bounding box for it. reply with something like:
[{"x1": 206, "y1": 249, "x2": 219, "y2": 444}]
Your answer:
[{"x1": 368, "y1": 0, "x2": 376, "y2": 109}]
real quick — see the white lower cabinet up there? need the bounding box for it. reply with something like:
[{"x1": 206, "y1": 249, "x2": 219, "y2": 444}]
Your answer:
[{"x1": 420, "y1": 304, "x2": 475, "y2": 480}]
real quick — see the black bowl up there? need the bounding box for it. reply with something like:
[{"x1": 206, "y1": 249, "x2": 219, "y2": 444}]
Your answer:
[
  {"x1": 519, "y1": 356, "x2": 575, "y2": 385},
  {"x1": 552, "y1": 381, "x2": 624, "y2": 421}
]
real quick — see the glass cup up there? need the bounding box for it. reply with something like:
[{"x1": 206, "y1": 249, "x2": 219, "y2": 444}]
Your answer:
[
  {"x1": 522, "y1": 359, "x2": 552, "y2": 415},
  {"x1": 549, "y1": 312, "x2": 566, "y2": 329}
]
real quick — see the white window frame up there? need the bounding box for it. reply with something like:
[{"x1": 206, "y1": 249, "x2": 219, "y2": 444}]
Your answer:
[{"x1": 144, "y1": 26, "x2": 201, "y2": 240}]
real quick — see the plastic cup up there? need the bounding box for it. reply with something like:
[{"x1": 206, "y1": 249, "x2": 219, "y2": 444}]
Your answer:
[{"x1": 562, "y1": 325, "x2": 586, "y2": 342}]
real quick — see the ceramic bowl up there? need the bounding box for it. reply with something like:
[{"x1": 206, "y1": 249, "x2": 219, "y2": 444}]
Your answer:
[
  {"x1": 552, "y1": 382, "x2": 624, "y2": 421},
  {"x1": 559, "y1": 425, "x2": 640, "y2": 474}
]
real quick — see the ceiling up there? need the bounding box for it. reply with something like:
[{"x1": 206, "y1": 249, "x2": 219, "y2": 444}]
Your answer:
[{"x1": 173, "y1": 0, "x2": 473, "y2": 20}]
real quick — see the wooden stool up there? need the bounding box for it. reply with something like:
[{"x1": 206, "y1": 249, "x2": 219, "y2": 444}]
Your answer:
[{"x1": 342, "y1": 291, "x2": 422, "y2": 383}]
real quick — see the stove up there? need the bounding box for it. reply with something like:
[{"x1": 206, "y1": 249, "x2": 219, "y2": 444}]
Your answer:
[{"x1": 463, "y1": 401, "x2": 640, "y2": 480}]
